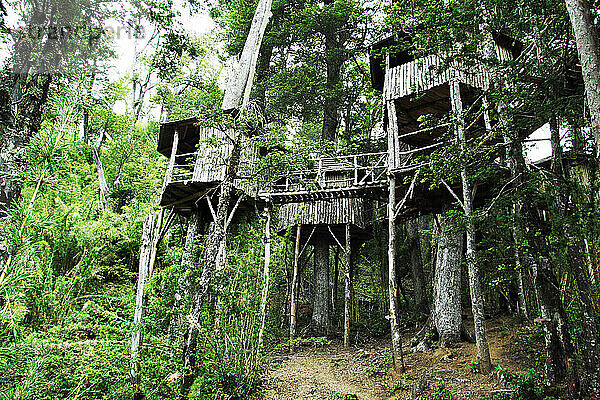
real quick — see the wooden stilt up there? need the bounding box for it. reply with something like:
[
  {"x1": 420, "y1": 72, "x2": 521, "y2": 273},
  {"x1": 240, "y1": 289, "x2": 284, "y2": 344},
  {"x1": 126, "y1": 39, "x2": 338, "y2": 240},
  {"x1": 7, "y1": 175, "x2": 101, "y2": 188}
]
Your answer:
[
  {"x1": 258, "y1": 205, "x2": 272, "y2": 350},
  {"x1": 450, "y1": 79, "x2": 491, "y2": 373},
  {"x1": 289, "y1": 224, "x2": 301, "y2": 352},
  {"x1": 387, "y1": 174, "x2": 404, "y2": 373},
  {"x1": 130, "y1": 209, "x2": 167, "y2": 399},
  {"x1": 344, "y1": 223, "x2": 351, "y2": 347}
]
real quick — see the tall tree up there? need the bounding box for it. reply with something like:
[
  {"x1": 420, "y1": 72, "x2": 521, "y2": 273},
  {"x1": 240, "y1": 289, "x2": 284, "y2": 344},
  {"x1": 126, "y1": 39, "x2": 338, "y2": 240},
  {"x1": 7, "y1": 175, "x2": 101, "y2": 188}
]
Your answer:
[{"x1": 565, "y1": 0, "x2": 600, "y2": 156}]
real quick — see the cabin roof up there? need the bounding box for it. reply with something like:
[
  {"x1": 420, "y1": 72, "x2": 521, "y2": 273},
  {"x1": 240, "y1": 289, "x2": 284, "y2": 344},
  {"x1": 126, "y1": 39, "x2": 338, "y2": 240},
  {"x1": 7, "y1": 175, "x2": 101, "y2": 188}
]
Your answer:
[{"x1": 157, "y1": 117, "x2": 200, "y2": 157}]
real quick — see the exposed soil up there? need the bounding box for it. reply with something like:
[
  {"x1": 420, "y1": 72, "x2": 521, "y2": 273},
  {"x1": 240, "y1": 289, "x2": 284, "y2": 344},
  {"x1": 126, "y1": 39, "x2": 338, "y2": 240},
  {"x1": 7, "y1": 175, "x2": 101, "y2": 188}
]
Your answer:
[{"x1": 261, "y1": 317, "x2": 533, "y2": 400}]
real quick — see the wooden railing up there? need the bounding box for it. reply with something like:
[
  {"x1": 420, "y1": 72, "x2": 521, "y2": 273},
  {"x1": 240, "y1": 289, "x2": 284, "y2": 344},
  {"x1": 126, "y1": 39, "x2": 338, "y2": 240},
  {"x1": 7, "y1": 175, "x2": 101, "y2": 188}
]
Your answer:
[
  {"x1": 267, "y1": 152, "x2": 389, "y2": 195},
  {"x1": 169, "y1": 152, "x2": 197, "y2": 184}
]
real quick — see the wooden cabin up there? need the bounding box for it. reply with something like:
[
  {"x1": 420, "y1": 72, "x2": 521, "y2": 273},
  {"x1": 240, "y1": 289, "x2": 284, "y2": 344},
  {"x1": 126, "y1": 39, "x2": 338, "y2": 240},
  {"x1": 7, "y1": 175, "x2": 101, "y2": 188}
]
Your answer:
[
  {"x1": 158, "y1": 117, "x2": 261, "y2": 218},
  {"x1": 370, "y1": 32, "x2": 524, "y2": 219},
  {"x1": 269, "y1": 155, "x2": 379, "y2": 246}
]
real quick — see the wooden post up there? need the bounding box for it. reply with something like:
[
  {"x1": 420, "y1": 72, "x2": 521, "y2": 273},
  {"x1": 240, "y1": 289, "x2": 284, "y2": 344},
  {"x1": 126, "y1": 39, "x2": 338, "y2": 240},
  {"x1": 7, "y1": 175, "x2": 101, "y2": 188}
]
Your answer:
[
  {"x1": 289, "y1": 224, "x2": 301, "y2": 352},
  {"x1": 258, "y1": 205, "x2": 272, "y2": 350},
  {"x1": 387, "y1": 174, "x2": 404, "y2": 372},
  {"x1": 344, "y1": 223, "x2": 351, "y2": 347},
  {"x1": 353, "y1": 155, "x2": 358, "y2": 185},
  {"x1": 450, "y1": 79, "x2": 491, "y2": 373},
  {"x1": 161, "y1": 129, "x2": 179, "y2": 195},
  {"x1": 130, "y1": 209, "x2": 165, "y2": 399}
]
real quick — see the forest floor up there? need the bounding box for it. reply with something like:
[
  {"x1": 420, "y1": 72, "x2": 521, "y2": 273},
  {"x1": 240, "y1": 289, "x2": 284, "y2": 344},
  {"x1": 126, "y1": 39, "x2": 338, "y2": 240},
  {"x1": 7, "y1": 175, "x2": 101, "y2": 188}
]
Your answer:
[{"x1": 261, "y1": 317, "x2": 538, "y2": 400}]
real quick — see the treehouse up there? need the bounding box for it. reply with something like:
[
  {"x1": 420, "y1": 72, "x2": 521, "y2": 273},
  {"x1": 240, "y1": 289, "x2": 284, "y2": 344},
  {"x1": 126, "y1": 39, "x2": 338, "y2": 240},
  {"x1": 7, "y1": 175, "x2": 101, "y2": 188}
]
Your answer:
[
  {"x1": 158, "y1": 117, "x2": 261, "y2": 219},
  {"x1": 259, "y1": 153, "x2": 385, "y2": 343},
  {"x1": 370, "y1": 32, "x2": 525, "y2": 219},
  {"x1": 260, "y1": 153, "x2": 388, "y2": 246}
]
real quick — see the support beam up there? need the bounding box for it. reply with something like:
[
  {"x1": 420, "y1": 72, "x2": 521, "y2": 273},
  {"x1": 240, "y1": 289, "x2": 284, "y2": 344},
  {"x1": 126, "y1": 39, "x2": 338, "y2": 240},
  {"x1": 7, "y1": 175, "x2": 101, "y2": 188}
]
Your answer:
[
  {"x1": 289, "y1": 224, "x2": 301, "y2": 352},
  {"x1": 130, "y1": 209, "x2": 166, "y2": 399},
  {"x1": 450, "y1": 79, "x2": 491, "y2": 373},
  {"x1": 344, "y1": 223, "x2": 352, "y2": 347},
  {"x1": 258, "y1": 205, "x2": 271, "y2": 350},
  {"x1": 387, "y1": 174, "x2": 404, "y2": 372}
]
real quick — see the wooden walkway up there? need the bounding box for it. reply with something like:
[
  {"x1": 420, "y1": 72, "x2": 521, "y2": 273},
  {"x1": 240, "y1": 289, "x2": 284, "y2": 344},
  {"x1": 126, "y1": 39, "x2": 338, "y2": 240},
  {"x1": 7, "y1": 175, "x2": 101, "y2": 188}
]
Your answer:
[{"x1": 259, "y1": 152, "x2": 389, "y2": 203}]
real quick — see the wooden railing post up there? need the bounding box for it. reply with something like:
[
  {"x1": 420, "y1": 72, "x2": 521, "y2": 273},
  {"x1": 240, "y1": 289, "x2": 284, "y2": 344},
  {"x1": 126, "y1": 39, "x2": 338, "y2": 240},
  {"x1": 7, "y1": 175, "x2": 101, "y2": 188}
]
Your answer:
[
  {"x1": 353, "y1": 155, "x2": 358, "y2": 185},
  {"x1": 161, "y1": 129, "x2": 179, "y2": 195}
]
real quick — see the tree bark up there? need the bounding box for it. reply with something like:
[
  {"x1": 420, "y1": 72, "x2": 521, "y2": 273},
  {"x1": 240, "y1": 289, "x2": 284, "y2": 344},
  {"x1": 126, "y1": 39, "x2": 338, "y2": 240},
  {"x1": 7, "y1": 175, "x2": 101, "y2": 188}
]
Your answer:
[
  {"x1": 406, "y1": 218, "x2": 428, "y2": 319},
  {"x1": 179, "y1": 137, "x2": 242, "y2": 398},
  {"x1": 312, "y1": 240, "x2": 330, "y2": 336},
  {"x1": 450, "y1": 80, "x2": 491, "y2": 373},
  {"x1": 221, "y1": 0, "x2": 273, "y2": 112},
  {"x1": 332, "y1": 246, "x2": 340, "y2": 327},
  {"x1": 168, "y1": 210, "x2": 205, "y2": 342},
  {"x1": 565, "y1": 0, "x2": 600, "y2": 156},
  {"x1": 92, "y1": 146, "x2": 110, "y2": 209},
  {"x1": 432, "y1": 214, "x2": 464, "y2": 348}
]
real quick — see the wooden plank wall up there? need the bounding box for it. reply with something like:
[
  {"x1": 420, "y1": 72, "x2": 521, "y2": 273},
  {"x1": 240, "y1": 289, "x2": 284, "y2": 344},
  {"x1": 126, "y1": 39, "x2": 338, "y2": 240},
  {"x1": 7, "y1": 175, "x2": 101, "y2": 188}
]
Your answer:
[
  {"x1": 383, "y1": 55, "x2": 490, "y2": 101},
  {"x1": 277, "y1": 198, "x2": 368, "y2": 232},
  {"x1": 188, "y1": 127, "x2": 259, "y2": 196}
]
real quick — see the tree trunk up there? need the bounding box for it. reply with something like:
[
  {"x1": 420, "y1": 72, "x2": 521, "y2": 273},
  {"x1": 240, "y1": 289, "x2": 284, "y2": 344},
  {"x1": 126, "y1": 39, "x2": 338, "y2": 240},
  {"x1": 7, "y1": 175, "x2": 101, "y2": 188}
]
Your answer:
[
  {"x1": 312, "y1": 240, "x2": 330, "y2": 336},
  {"x1": 432, "y1": 214, "x2": 464, "y2": 347},
  {"x1": 258, "y1": 206, "x2": 272, "y2": 351},
  {"x1": 450, "y1": 80, "x2": 491, "y2": 373},
  {"x1": 289, "y1": 225, "x2": 301, "y2": 352},
  {"x1": 550, "y1": 118, "x2": 600, "y2": 393},
  {"x1": 221, "y1": 0, "x2": 273, "y2": 112},
  {"x1": 169, "y1": 210, "x2": 205, "y2": 342},
  {"x1": 332, "y1": 246, "x2": 340, "y2": 327},
  {"x1": 565, "y1": 0, "x2": 600, "y2": 156},
  {"x1": 180, "y1": 138, "x2": 242, "y2": 398},
  {"x1": 130, "y1": 210, "x2": 164, "y2": 399},
  {"x1": 92, "y1": 146, "x2": 110, "y2": 209},
  {"x1": 387, "y1": 175, "x2": 404, "y2": 371},
  {"x1": 406, "y1": 218, "x2": 428, "y2": 319}
]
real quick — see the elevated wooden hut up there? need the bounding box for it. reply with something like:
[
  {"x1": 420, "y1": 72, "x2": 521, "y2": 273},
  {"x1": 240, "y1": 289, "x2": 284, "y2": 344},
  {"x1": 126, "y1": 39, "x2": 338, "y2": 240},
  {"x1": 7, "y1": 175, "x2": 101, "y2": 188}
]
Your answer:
[
  {"x1": 370, "y1": 32, "x2": 524, "y2": 219},
  {"x1": 260, "y1": 153, "x2": 382, "y2": 345},
  {"x1": 158, "y1": 117, "x2": 261, "y2": 220}
]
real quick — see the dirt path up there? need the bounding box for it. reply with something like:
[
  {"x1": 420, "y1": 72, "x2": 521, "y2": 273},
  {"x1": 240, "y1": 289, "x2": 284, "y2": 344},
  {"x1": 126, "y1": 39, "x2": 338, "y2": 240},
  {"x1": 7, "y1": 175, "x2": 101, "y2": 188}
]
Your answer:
[
  {"x1": 262, "y1": 318, "x2": 532, "y2": 400},
  {"x1": 262, "y1": 343, "x2": 392, "y2": 400}
]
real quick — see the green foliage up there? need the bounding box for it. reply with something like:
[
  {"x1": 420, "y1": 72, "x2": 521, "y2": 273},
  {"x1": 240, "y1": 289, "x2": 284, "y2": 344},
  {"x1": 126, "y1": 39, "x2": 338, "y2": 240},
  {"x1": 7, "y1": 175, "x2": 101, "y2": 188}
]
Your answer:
[
  {"x1": 386, "y1": 378, "x2": 410, "y2": 394},
  {"x1": 422, "y1": 380, "x2": 455, "y2": 400},
  {"x1": 495, "y1": 367, "x2": 544, "y2": 400},
  {"x1": 468, "y1": 361, "x2": 480, "y2": 373},
  {"x1": 510, "y1": 326, "x2": 546, "y2": 370}
]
